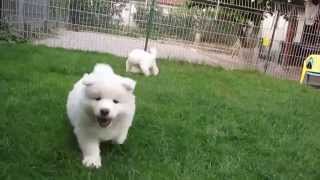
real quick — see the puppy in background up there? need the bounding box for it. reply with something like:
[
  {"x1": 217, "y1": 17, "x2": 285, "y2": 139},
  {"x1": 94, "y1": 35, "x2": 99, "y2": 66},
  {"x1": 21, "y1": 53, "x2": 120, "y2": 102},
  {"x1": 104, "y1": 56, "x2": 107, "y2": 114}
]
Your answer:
[
  {"x1": 126, "y1": 47, "x2": 159, "y2": 76},
  {"x1": 67, "y1": 64, "x2": 136, "y2": 168}
]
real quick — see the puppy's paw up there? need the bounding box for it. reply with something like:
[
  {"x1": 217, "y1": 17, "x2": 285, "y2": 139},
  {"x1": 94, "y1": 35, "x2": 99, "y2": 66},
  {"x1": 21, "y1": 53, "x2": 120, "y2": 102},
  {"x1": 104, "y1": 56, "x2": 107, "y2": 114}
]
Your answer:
[
  {"x1": 82, "y1": 155, "x2": 101, "y2": 168},
  {"x1": 154, "y1": 71, "x2": 159, "y2": 76},
  {"x1": 153, "y1": 67, "x2": 159, "y2": 76},
  {"x1": 112, "y1": 136, "x2": 127, "y2": 145}
]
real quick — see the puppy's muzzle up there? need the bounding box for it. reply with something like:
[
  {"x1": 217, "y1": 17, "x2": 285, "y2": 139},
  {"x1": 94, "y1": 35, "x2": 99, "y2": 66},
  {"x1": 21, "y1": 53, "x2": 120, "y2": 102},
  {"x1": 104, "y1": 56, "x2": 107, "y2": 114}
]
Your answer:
[
  {"x1": 97, "y1": 108, "x2": 112, "y2": 127},
  {"x1": 100, "y1": 108, "x2": 109, "y2": 116}
]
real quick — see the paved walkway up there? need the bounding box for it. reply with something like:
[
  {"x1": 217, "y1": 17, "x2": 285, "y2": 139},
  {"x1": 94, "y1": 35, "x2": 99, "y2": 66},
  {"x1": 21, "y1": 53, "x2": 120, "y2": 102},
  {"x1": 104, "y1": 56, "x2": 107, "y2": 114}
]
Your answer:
[
  {"x1": 34, "y1": 29, "x2": 301, "y2": 80},
  {"x1": 34, "y1": 29, "x2": 242, "y2": 68}
]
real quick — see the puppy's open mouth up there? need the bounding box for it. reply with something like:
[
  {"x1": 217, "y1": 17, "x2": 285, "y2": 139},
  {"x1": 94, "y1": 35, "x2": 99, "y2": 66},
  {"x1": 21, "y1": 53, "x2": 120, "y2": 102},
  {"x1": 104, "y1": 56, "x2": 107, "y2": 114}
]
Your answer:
[{"x1": 97, "y1": 117, "x2": 112, "y2": 128}]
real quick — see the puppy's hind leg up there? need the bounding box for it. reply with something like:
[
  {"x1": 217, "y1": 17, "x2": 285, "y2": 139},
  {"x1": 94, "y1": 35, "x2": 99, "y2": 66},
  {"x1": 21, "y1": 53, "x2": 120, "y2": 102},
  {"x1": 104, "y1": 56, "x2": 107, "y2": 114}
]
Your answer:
[
  {"x1": 130, "y1": 65, "x2": 142, "y2": 73},
  {"x1": 75, "y1": 130, "x2": 102, "y2": 168},
  {"x1": 139, "y1": 62, "x2": 151, "y2": 76},
  {"x1": 151, "y1": 64, "x2": 159, "y2": 76},
  {"x1": 126, "y1": 60, "x2": 131, "y2": 72}
]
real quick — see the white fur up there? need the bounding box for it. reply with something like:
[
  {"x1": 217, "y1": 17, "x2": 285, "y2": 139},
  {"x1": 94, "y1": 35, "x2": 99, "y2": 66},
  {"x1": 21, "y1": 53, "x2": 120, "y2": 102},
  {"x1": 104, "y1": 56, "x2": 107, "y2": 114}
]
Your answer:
[
  {"x1": 126, "y1": 47, "x2": 159, "y2": 76},
  {"x1": 67, "y1": 64, "x2": 136, "y2": 168}
]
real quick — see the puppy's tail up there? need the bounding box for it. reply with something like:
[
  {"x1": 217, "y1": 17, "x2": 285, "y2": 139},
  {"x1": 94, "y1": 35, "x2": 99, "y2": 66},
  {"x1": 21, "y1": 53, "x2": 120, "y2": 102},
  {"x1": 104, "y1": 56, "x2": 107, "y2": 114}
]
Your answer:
[
  {"x1": 93, "y1": 63, "x2": 114, "y2": 74},
  {"x1": 149, "y1": 47, "x2": 157, "y2": 58}
]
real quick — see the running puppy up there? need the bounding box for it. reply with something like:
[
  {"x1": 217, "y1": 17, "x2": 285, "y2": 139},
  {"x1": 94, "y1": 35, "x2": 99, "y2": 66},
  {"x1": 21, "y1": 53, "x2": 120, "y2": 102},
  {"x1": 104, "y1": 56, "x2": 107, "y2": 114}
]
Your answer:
[
  {"x1": 126, "y1": 48, "x2": 159, "y2": 76},
  {"x1": 67, "y1": 64, "x2": 136, "y2": 168}
]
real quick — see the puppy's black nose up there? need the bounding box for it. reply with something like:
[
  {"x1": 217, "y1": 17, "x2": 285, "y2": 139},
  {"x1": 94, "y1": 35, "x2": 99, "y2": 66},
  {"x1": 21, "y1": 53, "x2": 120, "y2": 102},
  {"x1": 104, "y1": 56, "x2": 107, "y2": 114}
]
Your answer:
[{"x1": 100, "y1": 109, "x2": 109, "y2": 116}]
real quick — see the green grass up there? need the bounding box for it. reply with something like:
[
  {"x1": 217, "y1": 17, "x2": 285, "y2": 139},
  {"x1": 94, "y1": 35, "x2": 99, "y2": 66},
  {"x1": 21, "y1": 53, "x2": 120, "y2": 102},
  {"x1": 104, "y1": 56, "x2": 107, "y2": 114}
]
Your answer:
[{"x1": 0, "y1": 43, "x2": 320, "y2": 180}]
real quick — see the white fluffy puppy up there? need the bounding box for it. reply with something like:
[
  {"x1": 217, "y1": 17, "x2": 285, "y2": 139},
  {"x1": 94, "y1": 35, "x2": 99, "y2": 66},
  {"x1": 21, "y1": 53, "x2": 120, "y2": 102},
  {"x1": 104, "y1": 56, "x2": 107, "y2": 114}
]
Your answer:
[
  {"x1": 126, "y1": 47, "x2": 159, "y2": 76},
  {"x1": 67, "y1": 64, "x2": 136, "y2": 168}
]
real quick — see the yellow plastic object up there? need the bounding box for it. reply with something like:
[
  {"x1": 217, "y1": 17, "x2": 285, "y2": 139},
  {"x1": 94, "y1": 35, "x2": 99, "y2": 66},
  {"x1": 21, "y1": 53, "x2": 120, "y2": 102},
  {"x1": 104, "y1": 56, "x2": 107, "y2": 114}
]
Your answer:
[
  {"x1": 262, "y1": 37, "x2": 270, "y2": 47},
  {"x1": 300, "y1": 55, "x2": 320, "y2": 84}
]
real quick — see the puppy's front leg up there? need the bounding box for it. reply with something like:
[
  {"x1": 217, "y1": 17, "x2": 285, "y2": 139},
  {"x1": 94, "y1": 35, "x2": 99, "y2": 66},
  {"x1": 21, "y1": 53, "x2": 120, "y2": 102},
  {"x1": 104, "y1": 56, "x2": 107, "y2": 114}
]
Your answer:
[
  {"x1": 76, "y1": 130, "x2": 102, "y2": 168},
  {"x1": 113, "y1": 127, "x2": 129, "y2": 145}
]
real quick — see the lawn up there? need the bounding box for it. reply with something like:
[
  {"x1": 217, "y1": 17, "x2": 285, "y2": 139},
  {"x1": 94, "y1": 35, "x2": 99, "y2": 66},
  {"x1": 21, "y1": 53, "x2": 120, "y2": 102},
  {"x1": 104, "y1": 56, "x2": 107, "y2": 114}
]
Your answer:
[{"x1": 0, "y1": 43, "x2": 320, "y2": 180}]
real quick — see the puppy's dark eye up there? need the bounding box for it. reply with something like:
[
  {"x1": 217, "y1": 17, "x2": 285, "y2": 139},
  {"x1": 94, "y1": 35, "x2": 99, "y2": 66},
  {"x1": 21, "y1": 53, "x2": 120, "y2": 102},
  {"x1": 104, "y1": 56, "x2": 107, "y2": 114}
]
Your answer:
[
  {"x1": 113, "y1": 99, "x2": 119, "y2": 104},
  {"x1": 95, "y1": 97, "x2": 101, "y2": 101}
]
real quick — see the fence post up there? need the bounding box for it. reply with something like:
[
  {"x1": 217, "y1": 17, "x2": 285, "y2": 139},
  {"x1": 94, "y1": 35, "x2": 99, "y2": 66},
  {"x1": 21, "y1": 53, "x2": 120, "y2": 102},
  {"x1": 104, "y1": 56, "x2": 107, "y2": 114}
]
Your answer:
[
  {"x1": 264, "y1": 10, "x2": 280, "y2": 73},
  {"x1": 128, "y1": 2, "x2": 132, "y2": 32},
  {"x1": 43, "y1": 0, "x2": 49, "y2": 33},
  {"x1": 18, "y1": 0, "x2": 24, "y2": 32},
  {"x1": 144, "y1": 0, "x2": 156, "y2": 51},
  {"x1": 214, "y1": 0, "x2": 220, "y2": 20},
  {"x1": 0, "y1": 0, "x2": 2, "y2": 21}
]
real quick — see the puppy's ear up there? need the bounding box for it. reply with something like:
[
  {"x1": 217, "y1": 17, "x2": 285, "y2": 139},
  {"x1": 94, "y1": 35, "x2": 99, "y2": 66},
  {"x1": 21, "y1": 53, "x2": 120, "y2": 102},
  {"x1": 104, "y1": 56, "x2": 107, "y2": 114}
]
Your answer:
[
  {"x1": 121, "y1": 77, "x2": 136, "y2": 92},
  {"x1": 82, "y1": 73, "x2": 95, "y2": 86}
]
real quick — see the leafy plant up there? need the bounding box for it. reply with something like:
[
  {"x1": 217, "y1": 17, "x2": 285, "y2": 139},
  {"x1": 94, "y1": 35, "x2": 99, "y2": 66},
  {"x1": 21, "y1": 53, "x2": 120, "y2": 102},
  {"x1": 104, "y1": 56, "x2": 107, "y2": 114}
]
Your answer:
[{"x1": 0, "y1": 19, "x2": 26, "y2": 43}]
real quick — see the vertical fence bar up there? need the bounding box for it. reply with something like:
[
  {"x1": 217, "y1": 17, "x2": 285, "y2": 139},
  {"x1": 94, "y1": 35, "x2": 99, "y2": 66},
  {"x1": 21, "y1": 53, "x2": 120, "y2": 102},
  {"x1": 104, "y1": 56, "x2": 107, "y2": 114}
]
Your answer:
[
  {"x1": 144, "y1": 0, "x2": 155, "y2": 51},
  {"x1": 264, "y1": 10, "x2": 280, "y2": 73}
]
